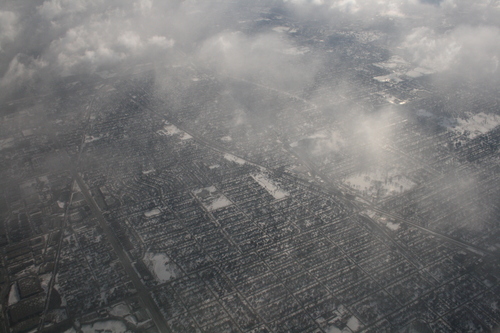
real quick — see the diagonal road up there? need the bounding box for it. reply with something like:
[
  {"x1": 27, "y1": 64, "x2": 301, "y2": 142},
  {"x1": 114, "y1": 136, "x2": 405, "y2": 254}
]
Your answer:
[{"x1": 73, "y1": 172, "x2": 171, "y2": 333}]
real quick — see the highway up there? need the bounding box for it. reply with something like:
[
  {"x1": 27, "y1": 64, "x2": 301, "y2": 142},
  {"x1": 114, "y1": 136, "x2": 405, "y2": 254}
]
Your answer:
[
  {"x1": 280, "y1": 138, "x2": 494, "y2": 258},
  {"x1": 74, "y1": 173, "x2": 171, "y2": 333}
]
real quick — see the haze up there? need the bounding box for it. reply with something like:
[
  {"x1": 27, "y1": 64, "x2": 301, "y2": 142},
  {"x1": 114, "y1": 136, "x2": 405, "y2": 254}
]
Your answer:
[{"x1": 0, "y1": 0, "x2": 499, "y2": 332}]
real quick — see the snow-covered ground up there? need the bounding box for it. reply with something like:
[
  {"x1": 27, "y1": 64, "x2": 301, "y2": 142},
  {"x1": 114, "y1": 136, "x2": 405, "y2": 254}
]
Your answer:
[
  {"x1": 143, "y1": 252, "x2": 180, "y2": 283},
  {"x1": 109, "y1": 303, "x2": 131, "y2": 317},
  {"x1": 344, "y1": 169, "x2": 415, "y2": 199},
  {"x1": 47, "y1": 308, "x2": 68, "y2": 323},
  {"x1": 194, "y1": 186, "x2": 233, "y2": 211},
  {"x1": 208, "y1": 196, "x2": 233, "y2": 211},
  {"x1": 54, "y1": 280, "x2": 67, "y2": 307},
  {"x1": 8, "y1": 283, "x2": 20, "y2": 306},
  {"x1": 144, "y1": 208, "x2": 161, "y2": 217},
  {"x1": 385, "y1": 221, "x2": 401, "y2": 231},
  {"x1": 84, "y1": 134, "x2": 103, "y2": 143},
  {"x1": 347, "y1": 316, "x2": 360, "y2": 331},
  {"x1": 374, "y1": 73, "x2": 404, "y2": 84},
  {"x1": 223, "y1": 153, "x2": 246, "y2": 165},
  {"x1": 22, "y1": 129, "x2": 34, "y2": 136},
  {"x1": 157, "y1": 122, "x2": 192, "y2": 139},
  {"x1": 252, "y1": 173, "x2": 289, "y2": 200},
  {"x1": 40, "y1": 273, "x2": 53, "y2": 293},
  {"x1": 447, "y1": 112, "x2": 500, "y2": 139},
  {"x1": 66, "y1": 320, "x2": 129, "y2": 333},
  {"x1": 0, "y1": 137, "x2": 14, "y2": 151},
  {"x1": 324, "y1": 326, "x2": 344, "y2": 333},
  {"x1": 405, "y1": 66, "x2": 435, "y2": 78},
  {"x1": 373, "y1": 55, "x2": 435, "y2": 83}
]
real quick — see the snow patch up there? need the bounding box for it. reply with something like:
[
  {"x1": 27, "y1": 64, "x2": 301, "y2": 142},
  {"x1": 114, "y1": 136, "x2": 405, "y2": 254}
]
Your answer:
[
  {"x1": 81, "y1": 320, "x2": 128, "y2": 333},
  {"x1": 157, "y1": 123, "x2": 182, "y2": 136},
  {"x1": 447, "y1": 112, "x2": 500, "y2": 139},
  {"x1": 143, "y1": 252, "x2": 180, "y2": 283},
  {"x1": 22, "y1": 129, "x2": 34, "y2": 137},
  {"x1": 252, "y1": 173, "x2": 289, "y2": 200},
  {"x1": 347, "y1": 316, "x2": 360, "y2": 331},
  {"x1": 386, "y1": 222, "x2": 401, "y2": 231},
  {"x1": 324, "y1": 326, "x2": 342, "y2": 333},
  {"x1": 0, "y1": 138, "x2": 14, "y2": 151},
  {"x1": 84, "y1": 135, "x2": 103, "y2": 143},
  {"x1": 344, "y1": 169, "x2": 415, "y2": 199},
  {"x1": 144, "y1": 208, "x2": 161, "y2": 218},
  {"x1": 374, "y1": 73, "x2": 404, "y2": 83},
  {"x1": 373, "y1": 56, "x2": 434, "y2": 83},
  {"x1": 224, "y1": 153, "x2": 246, "y2": 165},
  {"x1": 109, "y1": 303, "x2": 131, "y2": 317},
  {"x1": 209, "y1": 196, "x2": 233, "y2": 211},
  {"x1": 193, "y1": 186, "x2": 233, "y2": 211},
  {"x1": 8, "y1": 283, "x2": 20, "y2": 306},
  {"x1": 405, "y1": 66, "x2": 435, "y2": 78},
  {"x1": 40, "y1": 273, "x2": 53, "y2": 293}
]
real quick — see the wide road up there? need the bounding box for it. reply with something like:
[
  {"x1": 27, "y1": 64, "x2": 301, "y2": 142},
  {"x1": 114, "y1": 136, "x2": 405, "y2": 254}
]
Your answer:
[
  {"x1": 74, "y1": 172, "x2": 171, "y2": 333},
  {"x1": 368, "y1": 206, "x2": 493, "y2": 257}
]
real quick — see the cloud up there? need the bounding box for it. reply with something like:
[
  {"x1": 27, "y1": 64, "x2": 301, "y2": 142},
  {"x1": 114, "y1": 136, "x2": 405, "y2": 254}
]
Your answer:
[
  {"x1": 148, "y1": 36, "x2": 175, "y2": 49},
  {"x1": 309, "y1": 130, "x2": 345, "y2": 155},
  {"x1": 197, "y1": 31, "x2": 320, "y2": 91},
  {"x1": 0, "y1": 54, "x2": 47, "y2": 94},
  {"x1": 0, "y1": 11, "x2": 19, "y2": 52},
  {"x1": 402, "y1": 25, "x2": 500, "y2": 79},
  {"x1": 37, "y1": 0, "x2": 93, "y2": 20},
  {"x1": 0, "y1": 0, "x2": 499, "y2": 101},
  {"x1": 283, "y1": 0, "x2": 500, "y2": 27}
]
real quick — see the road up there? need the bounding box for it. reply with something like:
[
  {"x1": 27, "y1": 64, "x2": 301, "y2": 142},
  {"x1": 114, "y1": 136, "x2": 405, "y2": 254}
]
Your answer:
[
  {"x1": 74, "y1": 172, "x2": 171, "y2": 333},
  {"x1": 129, "y1": 98, "x2": 265, "y2": 171},
  {"x1": 281, "y1": 139, "x2": 494, "y2": 257},
  {"x1": 367, "y1": 206, "x2": 493, "y2": 257},
  {"x1": 129, "y1": 84, "x2": 494, "y2": 260}
]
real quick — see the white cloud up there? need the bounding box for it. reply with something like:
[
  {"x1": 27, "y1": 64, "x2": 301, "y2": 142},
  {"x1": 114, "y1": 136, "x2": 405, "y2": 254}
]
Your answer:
[
  {"x1": 0, "y1": 54, "x2": 46, "y2": 90},
  {"x1": 117, "y1": 31, "x2": 143, "y2": 51},
  {"x1": 37, "y1": 0, "x2": 97, "y2": 20},
  {"x1": 1, "y1": 0, "x2": 499, "y2": 99},
  {"x1": 134, "y1": 0, "x2": 153, "y2": 14},
  {"x1": 148, "y1": 36, "x2": 175, "y2": 49},
  {"x1": 198, "y1": 31, "x2": 320, "y2": 91},
  {"x1": 402, "y1": 25, "x2": 500, "y2": 76},
  {"x1": 0, "y1": 11, "x2": 19, "y2": 52}
]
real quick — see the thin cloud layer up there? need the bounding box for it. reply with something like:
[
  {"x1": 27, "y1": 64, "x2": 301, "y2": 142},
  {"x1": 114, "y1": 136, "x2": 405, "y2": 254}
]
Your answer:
[
  {"x1": 197, "y1": 31, "x2": 320, "y2": 91},
  {"x1": 402, "y1": 25, "x2": 500, "y2": 78},
  {"x1": 0, "y1": 11, "x2": 18, "y2": 52},
  {"x1": 1, "y1": 0, "x2": 499, "y2": 100}
]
